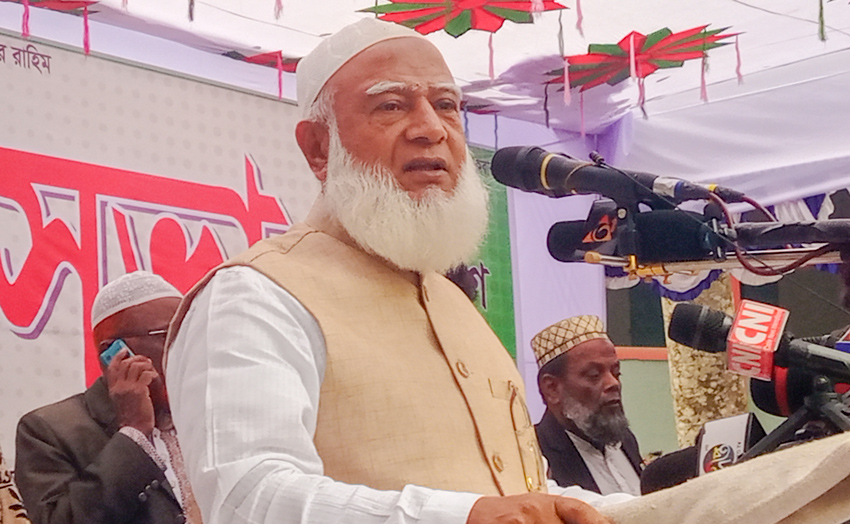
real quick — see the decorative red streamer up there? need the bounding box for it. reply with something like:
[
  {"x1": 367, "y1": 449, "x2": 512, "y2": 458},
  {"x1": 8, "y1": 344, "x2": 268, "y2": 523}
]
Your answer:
[
  {"x1": 274, "y1": 0, "x2": 283, "y2": 19},
  {"x1": 122, "y1": 0, "x2": 128, "y2": 8},
  {"x1": 276, "y1": 51, "x2": 283, "y2": 99},
  {"x1": 735, "y1": 35, "x2": 743, "y2": 84},
  {"x1": 579, "y1": 90, "x2": 585, "y2": 138},
  {"x1": 22, "y1": 0, "x2": 31, "y2": 38},
  {"x1": 83, "y1": 4, "x2": 90, "y2": 54},
  {"x1": 563, "y1": 56, "x2": 571, "y2": 106},
  {"x1": 488, "y1": 33, "x2": 495, "y2": 80},
  {"x1": 700, "y1": 55, "x2": 708, "y2": 102},
  {"x1": 575, "y1": 0, "x2": 583, "y2": 36},
  {"x1": 628, "y1": 32, "x2": 636, "y2": 79}
]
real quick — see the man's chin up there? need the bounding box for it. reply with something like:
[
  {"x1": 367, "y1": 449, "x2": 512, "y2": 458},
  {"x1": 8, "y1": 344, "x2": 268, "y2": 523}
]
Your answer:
[
  {"x1": 599, "y1": 401, "x2": 626, "y2": 417},
  {"x1": 324, "y1": 128, "x2": 488, "y2": 274}
]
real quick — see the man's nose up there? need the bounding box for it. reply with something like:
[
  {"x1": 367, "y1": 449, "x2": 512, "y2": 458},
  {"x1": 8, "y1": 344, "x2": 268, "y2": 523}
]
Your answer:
[
  {"x1": 405, "y1": 99, "x2": 448, "y2": 144},
  {"x1": 603, "y1": 372, "x2": 621, "y2": 394}
]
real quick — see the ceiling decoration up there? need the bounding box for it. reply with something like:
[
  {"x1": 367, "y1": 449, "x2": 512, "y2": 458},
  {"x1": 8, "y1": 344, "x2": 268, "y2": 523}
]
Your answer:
[{"x1": 360, "y1": 0, "x2": 566, "y2": 37}]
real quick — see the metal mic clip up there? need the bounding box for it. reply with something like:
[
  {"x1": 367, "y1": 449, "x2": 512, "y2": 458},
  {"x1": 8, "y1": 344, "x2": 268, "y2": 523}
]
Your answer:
[{"x1": 589, "y1": 151, "x2": 605, "y2": 165}]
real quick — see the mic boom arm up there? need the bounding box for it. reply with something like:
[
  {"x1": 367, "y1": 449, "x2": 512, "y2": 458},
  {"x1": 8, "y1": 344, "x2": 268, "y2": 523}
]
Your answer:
[{"x1": 583, "y1": 247, "x2": 843, "y2": 279}]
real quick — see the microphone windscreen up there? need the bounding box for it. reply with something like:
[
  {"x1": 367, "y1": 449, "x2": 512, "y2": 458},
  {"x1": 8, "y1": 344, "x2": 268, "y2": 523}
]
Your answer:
[
  {"x1": 750, "y1": 366, "x2": 816, "y2": 417},
  {"x1": 633, "y1": 210, "x2": 715, "y2": 263},
  {"x1": 547, "y1": 221, "x2": 589, "y2": 262},
  {"x1": 491, "y1": 146, "x2": 545, "y2": 191},
  {"x1": 669, "y1": 303, "x2": 729, "y2": 353},
  {"x1": 640, "y1": 446, "x2": 698, "y2": 494}
]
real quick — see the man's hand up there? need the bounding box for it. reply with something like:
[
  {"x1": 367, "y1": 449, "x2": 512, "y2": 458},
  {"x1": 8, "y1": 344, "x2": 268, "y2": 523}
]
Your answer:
[
  {"x1": 105, "y1": 349, "x2": 157, "y2": 436},
  {"x1": 468, "y1": 493, "x2": 612, "y2": 524}
]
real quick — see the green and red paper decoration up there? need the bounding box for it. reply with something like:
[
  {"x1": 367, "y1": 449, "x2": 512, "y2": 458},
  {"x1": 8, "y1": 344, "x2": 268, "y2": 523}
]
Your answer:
[
  {"x1": 569, "y1": 26, "x2": 734, "y2": 90},
  {"x1": 547, "y1": 25, "x2": 736, "y2": 107},
  {"x1": 361, "y1": 0, "x2": 566, "y2": 37},
  {"x1": 543, "y1": 25, "x2": 737, "y2": 135}
]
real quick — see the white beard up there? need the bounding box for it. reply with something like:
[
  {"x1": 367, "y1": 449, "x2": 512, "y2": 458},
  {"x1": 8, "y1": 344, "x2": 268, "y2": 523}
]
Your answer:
[{"x1": 323, "y1": 126, "x2": 490, "y2": 274}]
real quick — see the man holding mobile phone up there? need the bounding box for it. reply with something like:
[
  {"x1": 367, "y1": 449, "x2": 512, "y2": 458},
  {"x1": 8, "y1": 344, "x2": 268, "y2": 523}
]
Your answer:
[{"x1": 14, "y1": 271, "x2": 201, "y2": 524}]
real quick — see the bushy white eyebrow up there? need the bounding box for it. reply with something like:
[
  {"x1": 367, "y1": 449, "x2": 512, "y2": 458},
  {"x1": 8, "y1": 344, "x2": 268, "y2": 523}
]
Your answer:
[{"x1": 365, "y1": 81, "x2": 462, "y2": 99}]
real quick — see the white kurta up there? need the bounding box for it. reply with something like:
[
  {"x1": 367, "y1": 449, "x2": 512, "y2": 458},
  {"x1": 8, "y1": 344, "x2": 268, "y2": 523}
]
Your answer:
[
  {"x1": 566, "y1": 431, "x2": 642, "y2": 496},
  {"x1": 166, "y1": 266, "x2": 633, "y2": 524}
]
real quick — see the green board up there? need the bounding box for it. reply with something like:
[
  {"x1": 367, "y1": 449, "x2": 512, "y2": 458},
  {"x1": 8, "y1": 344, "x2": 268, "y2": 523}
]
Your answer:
[{"x1": 467, "y1": 146, "x2": 516, "y2": 358}]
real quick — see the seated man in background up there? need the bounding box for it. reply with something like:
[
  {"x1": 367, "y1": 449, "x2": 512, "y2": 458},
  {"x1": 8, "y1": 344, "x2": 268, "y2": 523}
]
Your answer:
[
  {"x1": 0, "y1": 446, "x2": 30, "y2": 523},
  {"x1": 15, "y1": 271, "x2": 200, "y2": 524},
  {"x1": 534, "y1": 315, "x2": 642, "y2": 496}
]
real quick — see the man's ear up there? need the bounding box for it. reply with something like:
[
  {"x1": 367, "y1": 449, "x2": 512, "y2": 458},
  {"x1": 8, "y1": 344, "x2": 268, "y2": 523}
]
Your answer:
[
  {"x1": 295, "y1": 120, "x2": 330, "y2": 182},
  {"x1": 539, "y1": 373, "x2": 564, "y2": 407}
]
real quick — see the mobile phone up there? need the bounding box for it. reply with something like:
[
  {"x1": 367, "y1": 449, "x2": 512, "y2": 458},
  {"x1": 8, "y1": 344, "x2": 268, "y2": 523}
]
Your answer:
[{"x1": 100, "y1": 339, "x2": 134, "y2": 367}]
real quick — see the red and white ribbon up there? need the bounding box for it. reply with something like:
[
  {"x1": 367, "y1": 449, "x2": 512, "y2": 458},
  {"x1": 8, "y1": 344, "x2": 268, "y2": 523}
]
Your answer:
[
  {"x1": 22, "y1": 0, "x2": 31, "y2": 38},
  {"x1": 276, "y1": 51, "x2": 283, "y2": 99},
  {"x1": 83, "y1": 4, "x2": 90, "y2": 54}
]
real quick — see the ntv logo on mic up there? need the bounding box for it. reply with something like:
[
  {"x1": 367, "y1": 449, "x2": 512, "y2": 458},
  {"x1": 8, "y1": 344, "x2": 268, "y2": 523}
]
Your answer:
[{"x1": 727, "y1": 300, "x2": 790, "y2": 381}]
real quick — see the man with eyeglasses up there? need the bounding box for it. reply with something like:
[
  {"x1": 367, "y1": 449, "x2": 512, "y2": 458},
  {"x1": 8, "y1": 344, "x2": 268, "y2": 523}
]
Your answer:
[{"x1": 15, "y1": 271, "x2": 201, "y2": 524}]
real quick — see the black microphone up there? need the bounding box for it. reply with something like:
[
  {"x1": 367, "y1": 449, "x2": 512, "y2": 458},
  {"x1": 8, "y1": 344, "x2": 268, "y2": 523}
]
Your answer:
[
  {"x1": 750, "y1": 366, "x2": 822, "y2": 417},
  {"x1": 491, "y1": 146, "x2": 746, "y2": 204},
  {"x1": 641, "y1": 415, "x2": 768, "y2": 494},
  {"x1": 640, "y1": 446, "x2": 698, "y2": 494},
  {"x1": 548, "y1": 209, "x2": 723, "y2": 264},
  {"x1": 668, "y1": 303, "x2": 850, "y2": 383}
]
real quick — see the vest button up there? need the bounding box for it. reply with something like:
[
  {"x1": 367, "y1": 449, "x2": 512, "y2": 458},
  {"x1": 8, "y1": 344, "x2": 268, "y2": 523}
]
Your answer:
[
  {"x1": 456, "y1": 360, "x2": 470, "y2": 377},
  {"x1": 526, "y1": 476, "x2": 536, "y2": 491},
  {"x1": 138, "y1": 492, "x2": 148, "y2": 502},
  {"x1": 492, "y1": 453, "x2": 505, "y2": 472}
]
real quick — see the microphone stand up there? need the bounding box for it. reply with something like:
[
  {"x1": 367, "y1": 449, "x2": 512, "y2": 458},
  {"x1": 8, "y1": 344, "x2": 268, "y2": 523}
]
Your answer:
[
  {"x1": 585, "y1": 152, "x2": 656, "y2": 275},
  {"x1": 740, "y1": 375, "x2": 850, "y2": 461},
  {"x1": 583, "y1": 247, "x2": 842, "y2": 278}
]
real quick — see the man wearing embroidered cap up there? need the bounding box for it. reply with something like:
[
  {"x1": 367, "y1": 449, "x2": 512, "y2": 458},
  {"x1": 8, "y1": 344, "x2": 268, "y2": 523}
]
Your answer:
[
  {"x1": 15, "y1": 271, "x2": 201, "y2": 524},
  {"x1": 167, "y1": 16, "x2": 625, "y2": 524},
  {"x1": 533, "y1": 316, "x2": 642, "y2": 496}
]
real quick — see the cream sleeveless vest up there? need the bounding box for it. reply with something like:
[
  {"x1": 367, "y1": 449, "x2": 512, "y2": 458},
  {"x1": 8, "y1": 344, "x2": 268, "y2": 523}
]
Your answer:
[{"x1": 171, "y1": 223, "x2": 546, "y2": 495}]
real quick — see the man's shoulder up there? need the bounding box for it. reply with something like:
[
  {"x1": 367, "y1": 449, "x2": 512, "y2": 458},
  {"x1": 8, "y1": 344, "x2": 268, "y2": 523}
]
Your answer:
[
  {"x1": 535, "y1": 412, "x2": 560, "y2": 446},
  {"x1": 535, "y1": 410, "x2": 562, "y2": 436},
  {"x1": 18, "y1": 389, "x2": 90, "y2": 430},
  {"x1": 237, "y1": 223, "x2": 318, "y2": 262}
]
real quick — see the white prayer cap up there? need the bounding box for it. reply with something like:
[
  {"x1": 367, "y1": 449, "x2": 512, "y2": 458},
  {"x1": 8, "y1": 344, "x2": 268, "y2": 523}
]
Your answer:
[
  {"x1": 91, "y1": 271, "x2": 182, "y2": 328},
  {"x1": 297, "y1": 17, "x2": 431, "y2": 118}
]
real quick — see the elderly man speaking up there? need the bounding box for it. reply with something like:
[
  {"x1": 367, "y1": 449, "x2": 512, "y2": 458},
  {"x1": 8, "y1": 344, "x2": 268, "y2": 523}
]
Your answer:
[{"x1": 166, "y1": 17, "x2": 626, "y2": 524}]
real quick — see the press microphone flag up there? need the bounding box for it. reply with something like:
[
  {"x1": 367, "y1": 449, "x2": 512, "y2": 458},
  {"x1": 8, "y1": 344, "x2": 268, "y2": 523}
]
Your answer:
[
  {"x1": 696, "y1": 413, "x2": 766, "y2": 476},
  {"x1": 669, "y1": 301, "x2": 850, "y2": 383},
  {"x1": 726, "y1": 300, "x2": 789, "y2": 381}
]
